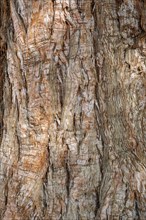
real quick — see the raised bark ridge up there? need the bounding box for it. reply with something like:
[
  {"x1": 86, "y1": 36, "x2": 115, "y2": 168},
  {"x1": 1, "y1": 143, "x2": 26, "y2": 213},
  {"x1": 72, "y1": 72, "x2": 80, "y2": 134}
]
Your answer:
[{"x1": 0, "y1": 0, "x2": 146, "y2": 219}]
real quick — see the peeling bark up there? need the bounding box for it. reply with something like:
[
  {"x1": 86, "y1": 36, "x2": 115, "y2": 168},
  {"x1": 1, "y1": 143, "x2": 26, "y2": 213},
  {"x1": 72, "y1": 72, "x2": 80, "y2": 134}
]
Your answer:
[{"x1": 0, "y1": 0, "x2": 146, "y2": 219}]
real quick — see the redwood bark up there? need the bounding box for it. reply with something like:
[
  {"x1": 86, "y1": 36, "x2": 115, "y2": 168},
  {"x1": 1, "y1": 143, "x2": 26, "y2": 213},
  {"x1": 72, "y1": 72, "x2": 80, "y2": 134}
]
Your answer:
[{"x1": 0, "y1": 0, "x2": 146, "y2": 219}]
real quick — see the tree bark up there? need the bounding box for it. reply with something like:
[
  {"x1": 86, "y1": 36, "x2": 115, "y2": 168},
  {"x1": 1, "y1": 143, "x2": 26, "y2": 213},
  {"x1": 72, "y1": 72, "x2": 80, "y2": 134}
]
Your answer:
[{"x1": 0, "y1": 0, "x2": 146, "y2": 219}]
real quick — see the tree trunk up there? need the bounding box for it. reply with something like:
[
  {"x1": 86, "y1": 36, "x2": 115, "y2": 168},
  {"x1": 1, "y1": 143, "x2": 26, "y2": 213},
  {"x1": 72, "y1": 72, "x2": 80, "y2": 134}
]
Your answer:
[{"x1": 0, "y1": 0, "x2": 146, "y2": 219}]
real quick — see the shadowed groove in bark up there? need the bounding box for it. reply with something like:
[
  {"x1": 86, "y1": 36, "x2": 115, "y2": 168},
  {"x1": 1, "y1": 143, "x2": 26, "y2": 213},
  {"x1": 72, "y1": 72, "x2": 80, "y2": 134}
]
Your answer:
[
  {"x1": 0, "y1": 0, "x2": 8, "y2": 146},
  {"x1": 134, "y1": 192, "x2": 140, "y2": 220}
]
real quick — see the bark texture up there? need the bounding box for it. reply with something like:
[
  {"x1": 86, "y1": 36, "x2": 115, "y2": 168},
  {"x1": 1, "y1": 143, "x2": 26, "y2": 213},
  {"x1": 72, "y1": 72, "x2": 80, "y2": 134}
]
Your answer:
[{"x1": 0, "y1": 0, "x2": 146, "y2": 219}]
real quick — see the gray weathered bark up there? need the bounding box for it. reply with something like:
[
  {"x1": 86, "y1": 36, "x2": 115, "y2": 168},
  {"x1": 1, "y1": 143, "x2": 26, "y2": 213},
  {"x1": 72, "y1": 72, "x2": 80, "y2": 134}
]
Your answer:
[{"x1": 0, "y1": 0, "x2": 146, "y2": 219}]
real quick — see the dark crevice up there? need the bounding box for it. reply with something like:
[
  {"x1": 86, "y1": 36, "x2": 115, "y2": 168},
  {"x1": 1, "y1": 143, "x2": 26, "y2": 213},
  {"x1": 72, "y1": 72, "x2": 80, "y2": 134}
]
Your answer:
[
  {"x1": 42, "y1": 140, "x2": 50, "y2": 212},
  {"x1": 42, "y1": 183, "x2": 48, "y2": 212},
  {"x1": 77, "y1": 204, "x2": 80, "y2": 220},
  {"x1": 124, "y1": 184, "x2": 129, "y2": 207},
  {"x1": 91, "y1": 0, "x2": 99, "y2": 82},
  {"x1": 0, "y1": 0, "x2": 9, "y2": 146},
  {"x1": 51, "y1": 0, "x2": 55, "y2": 37},
  {"x1": 95, "y1": 189, "x2": 100, "y2": 217},
  {"x1": 16, "y1": 130, "x2": 21, "y2": 162},
  {"x1": 65, "y1": 152, "x2": 70, "y2": 198},
  {"x1": 77, "y1": 132, "x2": 86, "y2": 155},
  {"x1": 116, "y1": 0, "x2": 123, "y2": 8},
  {"x1": 134, "y1": 192, "x2": 140, "y2": 220},
  {"x1": 1, "y1": 180, "x2": 9, "y2": 218},
  {"x1": 57, "y1": 68, "x2": 65, "y2": 110}
]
